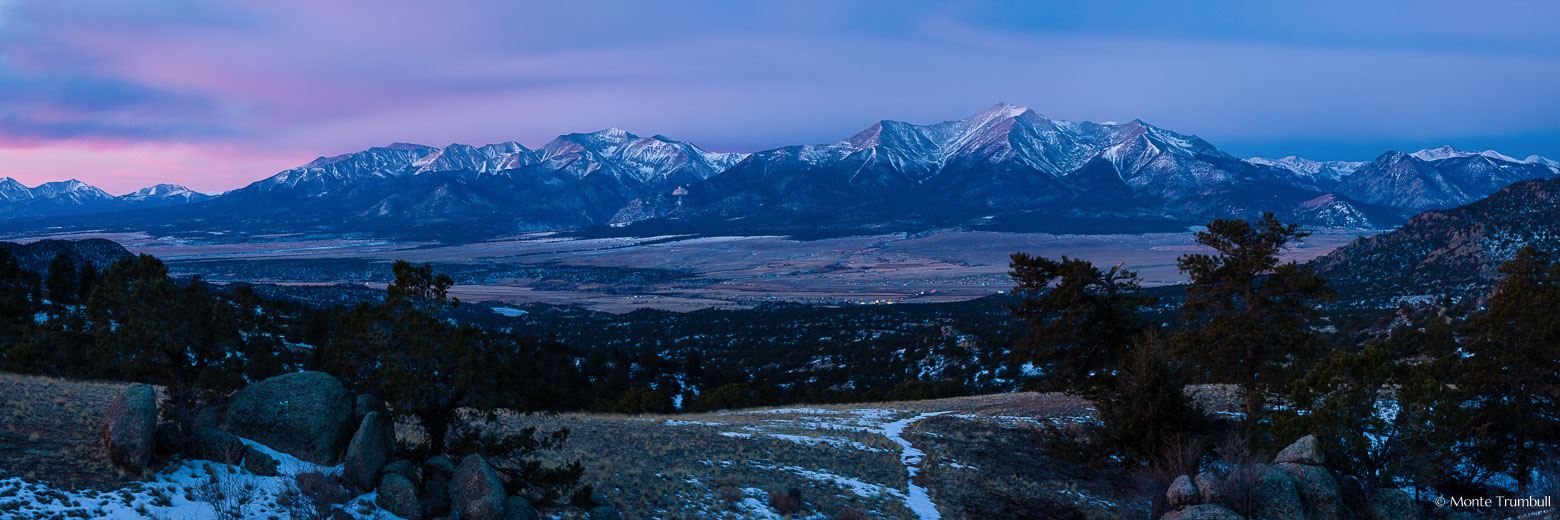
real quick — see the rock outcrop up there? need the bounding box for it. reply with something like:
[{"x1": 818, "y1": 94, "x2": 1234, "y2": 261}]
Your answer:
[
  {"x1": 1167, "y1": 475, "x2": 1200, "y2": 508},
  {"x1": 225, "y1": 371, "x2": 355, "y2": 465},
  {"x1": 1158, "y1": 435, "x2": 1416, "y2": 520},
  {"x1": 376, "y1": 472, "x2": 423, "y2": 520},
  {"x1": 382, "y1": 459, "x2": 422, "y2": 489},
  {"x1": 503, "y1": 496, "x2": 539, "y2": 520},
  {"x1": 1275, "y1": 435, "x2": 1325, "y2": 465},
  {"x1": 452, "y1": 454, "x2": 507, "y2": 520},
  {"x1": 101, "y1": 384, "x2": 157, "y2": 473},
  {"x1": 343, "y1": 411, "x2": 394, "y2": 491},
  {"x1": 589, "y1": 506, "x2": 624, "y2": 520},
  {"x1": 1162, "y1": 504, "x2": 1244, "y2": 520}
]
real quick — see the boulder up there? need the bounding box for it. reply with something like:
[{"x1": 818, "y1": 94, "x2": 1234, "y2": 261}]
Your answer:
[
  {"x1": 101, "y1": 384, "x2": 157, "y2": 473},
  {"x1": 154, "y1": 421, "x2": 183, "y2": 456},
  {"x1": 1275, "y1": 435, "x2": 1324, "y2": 465},
  {"x1": 1277, "y1": 462, "x2": 1345, "y2": 520},
  {"x1": 382, "y1": 459, "x2": 423, "y2": 489},
  {"x1": 191, "y1": 428, "x2": 245, "y2": 464},
  {"x1": 242, "y1": 445, "x2": 280, "y2": 476},
  {"x1": 343, "y1": 411, "x2": 394, "y2": 491},
  {"x1": 225, "y1": 371, "x2": 355, "y2": 465},
  {"x1": 503, "y1": 496, "x2": 538, "y2": 520},
  {"x1": 451, "y1": 454, "x2": 506, "y2": 520},
  {"x1": 423, "y1": 455, "x2": 456, "y2": 481},
  {"x1": 1168, "y1": 475, "x2": 1200, "y2": 508},
  {"x1": 376, "y1": 472, "x2": 423, "y2": 520},
  {"x1": 420, "y1": 454, "x2": 455, "y2": 517},
  {"x1": 1162, "y1": 504, "x2": 1244, "y2": 520},
  {"x1": 1255, "y1": 466, "x2": 1306, "y2": 520},
  {"x1": 588, "y1": 506, "x2": 624, "y2": 520},
  {"x1": 1193, "y1": 471, "x2": 1228, "y2": 507},
  {"x1": 1366, "y1": 489, "x2": 1418, "y2": 520},
  {"x1": 422, "y1": 478, "x2": 452, "y2": 518}
]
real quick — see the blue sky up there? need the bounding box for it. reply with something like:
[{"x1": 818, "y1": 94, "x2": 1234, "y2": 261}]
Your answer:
[{"x1": 1, "y1": 0, "x2": 1557, "y2": 193}]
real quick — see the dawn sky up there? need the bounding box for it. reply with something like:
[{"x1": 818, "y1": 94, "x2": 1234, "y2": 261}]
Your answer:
[{"x1": 1, "y1": 0, "x2": 1557, "y2": 194}]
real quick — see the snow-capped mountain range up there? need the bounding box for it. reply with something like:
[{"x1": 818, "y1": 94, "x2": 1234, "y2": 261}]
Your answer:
[
  {"x1": 3, "y1": 103, "x2": 1557, "y2": 238},
  {"x1": 0, "y1": 178, "x2": 211, "y2": 218}
]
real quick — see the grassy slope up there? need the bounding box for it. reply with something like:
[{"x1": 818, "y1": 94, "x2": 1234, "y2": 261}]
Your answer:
[{"x1": 3, "y1": 372, "x2": 1239, "y2": 519}]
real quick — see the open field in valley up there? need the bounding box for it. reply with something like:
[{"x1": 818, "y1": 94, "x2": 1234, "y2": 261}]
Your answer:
[{"x1": 1, "y1": 229, "x2": 1372, "y2": 313}]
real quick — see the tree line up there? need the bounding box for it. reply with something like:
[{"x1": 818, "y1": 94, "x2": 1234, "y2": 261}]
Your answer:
[{"x1": 1007, "y1": 212, "x2": 1558, "y2": 509}]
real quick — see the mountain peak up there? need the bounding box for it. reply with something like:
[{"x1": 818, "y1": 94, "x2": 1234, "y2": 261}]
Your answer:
[
  {"x1": 1409, "y1": 146, "x2": 1524, "y2": 164},
  {"x1": 967, "y1": 102, "x2": 1040, "y2": 123},
  {"x1": 583, "y1": 127, "x2": 633, "y2": 139},
  {"x1": 1527, "y1": 154, "x2": 1560, "y2": 168}
]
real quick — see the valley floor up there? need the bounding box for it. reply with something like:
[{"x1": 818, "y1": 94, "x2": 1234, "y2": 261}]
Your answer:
[{"x1": 1, "y1": 229, "x2": 1370, "y2": 312}]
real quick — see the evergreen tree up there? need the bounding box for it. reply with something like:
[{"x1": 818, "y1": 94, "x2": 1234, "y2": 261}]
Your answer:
[
  {"x1": 44, "y1": 254, "x2": 79, "y2": 306},
  {"x1": 690, "y1": 382, "x2": 755, "y2": 412},
  {"x1": 1094, "y1": 332, "x2": 1207, "y2": 464},
  {"x1": 87, "y1": 254, "x2": 245, "y2": 432},
  {"x1": 76, "y1": 261, "x2": 98, "y2": 303},
  {"x1": 614, "y1": 386, "x2": 674, "y2": 415},
  {"x1": 1007, "y1": 254, "x2": 1154, "y2": 396},
  {"x1": 1173, "y1": 213, "x2": 1332, "y2": 434},
  {"x1": 0, "y1": 248, "x2": 40, "y2": 324},
  {"x1": 327, "y1": 261, "x2": 533, "y2": 455},
  {"x1": 1278, "y1": 344, "x2": 1407, "y2": 496},
  {"x1": 1457, "y1": 245, "x2": 1560, "y2": 489}
]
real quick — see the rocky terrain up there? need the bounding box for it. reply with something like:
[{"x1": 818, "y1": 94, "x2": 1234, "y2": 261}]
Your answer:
[
  {"x1": 1315, "y1": 176, "x2": 1560, "y2": 304},
  {"x1": 0, "y1": 372, "x2": 1172, "y2": 520}
]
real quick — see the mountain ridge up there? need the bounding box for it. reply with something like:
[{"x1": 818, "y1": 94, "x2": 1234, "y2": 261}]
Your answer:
[{"x1": 4, "y1": 104, "x2": 1557, "y2": 239}]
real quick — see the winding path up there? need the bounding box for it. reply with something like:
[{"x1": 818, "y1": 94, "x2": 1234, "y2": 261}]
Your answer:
[{"x1": 880, "y1": 411, "x2": 950, "y2": 520}]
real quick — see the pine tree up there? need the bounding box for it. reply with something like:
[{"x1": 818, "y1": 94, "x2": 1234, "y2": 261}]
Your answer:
[
  {"x1": 76, "y1": 261, "x2": 98, "y2": 303},
  {"x1": 1457, "y1": 245, "x2": 1560, "y2": 489},
  {"x1": 0, "y1": 248, "x2": 40, "y2": 327},
  {"x1": 87, "y1": 254, "x2": 245, "y2": 430},
  {"x1": 1092, "y1": 332, "x2": 1207, "y2": 463},
  {"x1": 1174, "y1": 213, "x2": 1332, "y2": 434},
  {"x1": 44, "y1": 254, "x2": 79, "y2": 306},
  {"x1": 1278, "y1": 344, "x2": 1407, "y2": 496},
  {"x1": 327, "y1": 261, "x2": 530, "y2": 455},
  {"x1": 1007, "y1": 253, "x2": 1154, "y2": 396}
]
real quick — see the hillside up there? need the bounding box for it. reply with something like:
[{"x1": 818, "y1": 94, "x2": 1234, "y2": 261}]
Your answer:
[
  {"x1": 0, "y1": 371, "x2": 1177, "y2": 520},
  {"x1": 1313, "y1": 176, "x2": 1560, "y2": 303},
  {"x1": 0, "y1": 238, "x2": 135, "y2": 275}
]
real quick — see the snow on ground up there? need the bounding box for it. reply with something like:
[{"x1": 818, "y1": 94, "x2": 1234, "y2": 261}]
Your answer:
[
  {"x1": 668, "y1": 406, "x2": 959, "y2": 518},
  {"x1": 0, "y1": 435, "x2": 395, "y2": 520},
  {"x1": 756, "y1": 433, "x2": 893, "y2": 453},
  {"x1": 880, "y1": 412, "x2": 950, "y2": 520},
  {"x1": 491, "y1": 306, "x2": 528, "y2": 317}
]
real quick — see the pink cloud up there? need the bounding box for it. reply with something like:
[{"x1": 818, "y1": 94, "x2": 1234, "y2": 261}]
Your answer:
[{"x1": 0, "y1": 142, "x2": 302, "y2": 195}]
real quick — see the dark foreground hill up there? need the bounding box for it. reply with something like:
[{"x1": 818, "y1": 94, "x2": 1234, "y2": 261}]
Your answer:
[{"x1": 0, "y1": 238, "x2": 134, "y2": 275}]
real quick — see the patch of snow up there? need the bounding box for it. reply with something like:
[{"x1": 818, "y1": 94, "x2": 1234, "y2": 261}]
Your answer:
[
  {"x1": 880, "y1": 411, "x2": 950, "y2": 520},
  {"x1": 491, "y1": 306, "x2": 528, "y2": 317},
  {"x1": 0, "y1": 437, "x2": 381, "y2": 520}
]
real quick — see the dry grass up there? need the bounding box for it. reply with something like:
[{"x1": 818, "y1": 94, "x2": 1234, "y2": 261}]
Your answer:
[
  {"x1": 479, "y1": 392, "x2": 1127, "y2": 519},
  {"x1": 0, "y1": 372, "x2": 145, "y2": 490},
  {"x1": 0, "y1": 373, "x2": 1243, "y2": 520}
]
